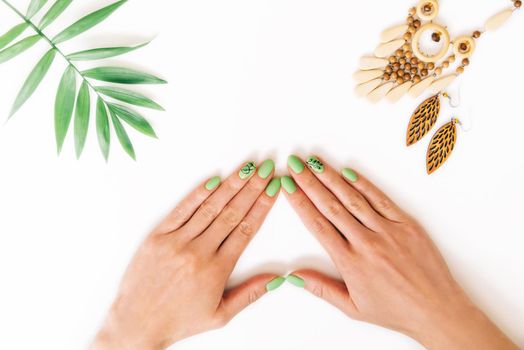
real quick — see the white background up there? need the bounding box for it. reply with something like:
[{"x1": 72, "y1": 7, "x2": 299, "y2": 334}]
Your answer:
[{"x1": 0, "y1": 0, "x2": 523, "y2": 349}]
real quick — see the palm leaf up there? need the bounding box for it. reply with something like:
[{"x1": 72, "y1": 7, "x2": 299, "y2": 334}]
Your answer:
[
  {"x1": 0, "y1": 35, "x2": 41, "y2": 64},
  {"x1": 82, "y1": 66, "x2": 166, "y2": 84},
  {"x1": 96, "y1": 86, "x2": 163, "y2": 110},
  {"x1": 26, "y1": 0, "x2": 48, "y2": 18},
  {"x1": 109, "y1": 108, "x2": 135, "y2": 160},
  {"x1": 74, "y1": 81, "x2": 90, "y2": 158},
  {"x1": 39, "y1": 0, "x2": 73, "y2": 30},
  {"x1": 55, "y1": 65, "x2": 77, "y2": 153},
  {"x1": 0, "y1": 23, "x2": 28, "y2": 50},
  {"x1": 96, "y1": 98, "x2": 110, "y2": 161},
  {"x1": 67, "y1": 42, "x2": 149, "y2": 61},
  {"x1": 108, "y1": 103, "x2": 157, "y2": 137},
  {"x1": 52, "y1": 0, "x2": 127, "y2": 44},
  {"x1": 10, "y1": 48, "x2": 56, "y2": 117}
]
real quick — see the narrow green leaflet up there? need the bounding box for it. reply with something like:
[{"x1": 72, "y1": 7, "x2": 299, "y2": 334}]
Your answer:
[
  {"x1": 10, "y1": 49, "x2": 56, "y2": 117},
  {"x1": 55, "y1": 65, "x2": 77, "y2": 154},
  {"x1": 27, "y1": 0, "x2": 48, "y2": 18},
  {"x1": 110, "y1": 109, "x2": 135, "y2": 160},
  {"x1": 39, "y1": 0, "x2": 73, "y2": 30},
  {"x1": 96, "y1": 98, "x2": 110, "y2": 161},
  {"x1": 82, "y1": 67, "x2": 166, "y2": 84},
  {"x1": 0, "y1": 35, "x2": 41, "y2": 64},
  {"x1": 74, "y1": 81, "x2": 90, "y2": 158},
  {"x1": 52, "y1": 0, "x2": 127, "y2": 44},
  {"x1": 108, "y1": 103, "x2": 157, "y2": 138},
  {"x1": 96, "y1": 86, "x2": 164, "y2": 110},
  {"x1": 66, "y1": 42, "x2": 149, "y2": 61},
  {"x1": 0, "y1": 23, "x2": 28, "y2": 50}
]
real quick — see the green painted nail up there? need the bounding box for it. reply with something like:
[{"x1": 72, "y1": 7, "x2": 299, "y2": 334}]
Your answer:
[
  {"x1": 288, "y1": 155, "x2": 305, "y2": 174},
  {"x1": 342, "y1": 168, "x2": 358, "y2": 182},
  {"x1": 266, "y1": 276, "x2": 286, "y2": 292},
  {"x1": 205, "y1": 176, "x2": 221, "y2": 190},
  {"x1": 257, "y1": 159, "x2": 275, "y2": 179},
  {"x1": 281, "y1": 176, "x2": 297, "y2": 194},
  {"x1": 306, "y1": 156, "x2": 324, "y2": 174},
  {"x1": 286, "y1": 275, "x2": 305, "y2": 288},
  {"x1": 265, "y1": 177, "x2": 281, "y2": 197},
  {"x1": 239, "y1": 161, "x2": 256, "y2": 180}
]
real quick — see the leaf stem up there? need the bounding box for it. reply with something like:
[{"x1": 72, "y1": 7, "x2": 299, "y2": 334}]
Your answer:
[{"x1": 1, "y1": 0, "x2": 105, "y2": 102}]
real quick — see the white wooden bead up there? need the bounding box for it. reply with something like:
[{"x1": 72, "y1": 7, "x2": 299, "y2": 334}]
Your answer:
[
  {"x1": 353, "y1": 69, "x2": 384, "y2": 84},
  {"x1": 429, "y1": 74, "x2": 457, "y2": 94},
  {"x1": 386, "y1": 81, "x2": 413, "y2": 102},
  {"x1": 485, "y1": 8, "x2": 513, "y2": 31},
  {"x1": 374, "y1": 39, "x2": 405, "y2": 58},
  {"x1": 367, "y1": 82, "x2": 394, "y2": 103},
  {"x1": 408, "y1": 76, "x2": 435, "y2": 98},
  {"x1": 380, "y1": 24, "x2": 409, "y2": 43},
  {"x1": 359, "y1": 56, "x2": 389, "y2": 70},
  {"x1": 355, "y1": 78, "x2": 383, "y2": 97}
]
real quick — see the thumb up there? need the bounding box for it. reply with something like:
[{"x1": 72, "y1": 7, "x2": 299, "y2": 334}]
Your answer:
[
  {"x1": 218, "y1": 274, "x2": 284, "y2": 323},
  {"x1": 288, "y1": 269, "x2": 358, "y2": 317}
]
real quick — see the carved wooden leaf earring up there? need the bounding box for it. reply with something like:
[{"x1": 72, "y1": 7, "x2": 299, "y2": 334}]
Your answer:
[
  {"x1": 426, "y1": 118, "x2": 459, "y2": 174},
  {"x1": 406, "y1": 94, "x2": 441, "y2": 146}
]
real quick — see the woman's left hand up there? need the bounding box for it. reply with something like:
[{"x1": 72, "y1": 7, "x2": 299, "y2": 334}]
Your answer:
[{"x1": 92, "y1": 160, "x2": 283, "y2": 350}]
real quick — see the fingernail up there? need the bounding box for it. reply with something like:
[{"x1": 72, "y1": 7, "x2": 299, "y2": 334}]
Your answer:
[
  {"x1": 257, "y1": 159, "x2": 275, "y2": 179},
  {"x1": 306, "y1": 156, "x2": 324, "y2": 174},
  {"x1": 288, "y1": 155, "x2": 305, "y2": 174},
  {"x1": 281, "y1": 176, "x2": 297, "y2": 194},
  {"x1": 205, "y1": 176, "x2": 221, "y2": 190},
  {"x1": 266, "y1": 276, "x2": 286, "y2": 292},
  {"x1": 239, "y1": 161, "x2": 256, "y2": 180},
  {"x1": 342, "y1": 168, "x2": 358, "y2": 182},
  {"x1": 286, "y1": 275, "x2": 305, "y2": 288},
  {"x1": 265, "y1": 177, "x2": 281, "y2": 197}
]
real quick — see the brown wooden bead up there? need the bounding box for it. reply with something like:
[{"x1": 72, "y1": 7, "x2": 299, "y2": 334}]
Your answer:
[
  {"x1": 414, "y1": 20, "x2": 421, "y2": 28},
  {"x1": 385, "y1": 66, "x2": 393, "y2": 74},
  {"x1": 389, "y1": 56, "x2": 397, "y2": 64},
  {"x1": 442, "y1": 61, "x2": 449, "y2": 68},
  {"x1": 462, "y1": 58, "x2": 470, "y2": 66},
  {"x1": 393, "y1": 62, "x2": 401, "y2": 70},
  {"x1": 435, "y1": 67, "x2": 442, "y2": 75},
  {"x1": 399, "y1": 58, "x2": 407, "y2": 65},
  {"x1": 515, "y1": 0, "x2": 522, "y2": 8},
  {"x1": 431, "y1": 32, "x2": 441, "y2": 42},
  {"x1": 408, "y1": 26, "x2": 416, "y2": 34},
  {"x1": 403, "y1": 44, "x2": 411, "y2": 51},
  {"x1": 404, "y1": 32, "x2": 412, "y2": 41},
  {"x1": 411, "y1": 57, "x2": 419, "y2": 65},
  {"x1": 418, "y1": 62, "x2": 425, "y2": 70},
  {"x1": 448, "y1": 55, "x2": 456, "y2": 63},
  {"x1": 411, "y1": 67, "x2": 418, "y2": 74},
  {"x1": 396, "y1": 49, "x2": 404, "y2": 57},
  {"x1": 421, "y1": 69, "x2": 429, "y2": 77},
  {"x1": 409, "y1": 7, "x2": 416, "y2": 16},
  {"x1": 404, "y1": 72, "x2": 412, "y2": 80},
  {"x1": 397, "y1": 70, "x2": 405, "y2": 77},
  {"x1": 427, "y1": 62, "x2": 435, "y2": 70},
  {"x1": 396, "y1": 77, "x2": 404, "y2": 84},
  {"x1": 383, "y1": 73, "x2": 391, "y2": 81},
  {"x1": 413, "y1": 75, "x2": 422, "y2": 83},
  {"x1": 473, "y1": 30, "x2": 482, "y2": 38},
  {"x1": 407, "y1": 16, "x2": 414, "y2": 24},
  {"x1": 391, "y1": 72, "x2": 398, "y2": 80},
  {"x1": 456, "y1": 66, "x2": 465, "y2": 74},
  {"x1": 405, "y1": 63, "x2": 412, "y2": 70},
  {"x1": 405, "y1": 51, "x2": 413, "y2": 59}
]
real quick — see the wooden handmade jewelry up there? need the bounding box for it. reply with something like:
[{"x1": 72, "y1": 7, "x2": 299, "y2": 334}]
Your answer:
[{"x1": 355, "y1": 0, "x2": 521, "y2": 174}]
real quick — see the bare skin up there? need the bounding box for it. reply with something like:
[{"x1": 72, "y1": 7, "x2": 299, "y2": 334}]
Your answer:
[
  {"x1": 91, "y1": 160, "x2": 280, "y2": 350},
  {"x1": 282, "y1": 155, "x2": 518, "y2": 350},
  {"x1": 91, "y1": 156, "x2": 519, "y2": 350}
]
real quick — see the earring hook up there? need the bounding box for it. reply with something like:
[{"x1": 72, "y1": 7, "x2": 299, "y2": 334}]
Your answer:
[{"x1": 442, "y1": 89, "x2": 460, "y2": 108}]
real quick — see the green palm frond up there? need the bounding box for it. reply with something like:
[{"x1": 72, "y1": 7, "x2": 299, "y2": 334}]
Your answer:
[{"x1": 0, "y1": 0, "x2": 166, "y2": 160}]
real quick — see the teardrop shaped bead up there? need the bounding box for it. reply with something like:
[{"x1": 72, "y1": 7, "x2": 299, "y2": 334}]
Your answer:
[
  {"x1": 485, "y1": 8, "x2": 513, "y2": 31},
  {"x1": 355, "y1": 78, "x2": 383, "y2": 97},
  {"x1": 367, "y1": 82, "x2": 394, "y2": 103},
  {"x1": 429, "y1": 74, "x2": 457, "y2": 94},
  {"x1": 409, "y1": 76, "x2": 435, "y2": 98},
  {"x1": 380, "y1": 24, "x2": 409, "y2": 43},
  {"x1": 386, "y1": 81, "x2": 413, "y2": 102},
  {"x1": 374, "y1": 39, "x2": 405, "y2": 58},
  {"x1": 359, "y1": 56, "x2": 389, "y2": 70},
  {"x1": 353, "y1": 69, "x2": 384, "y2": 84}
]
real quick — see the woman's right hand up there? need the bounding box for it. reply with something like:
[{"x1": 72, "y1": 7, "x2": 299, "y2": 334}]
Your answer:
[{"x1": 281, "y1": 155, "x2": 518, "y2": 350}]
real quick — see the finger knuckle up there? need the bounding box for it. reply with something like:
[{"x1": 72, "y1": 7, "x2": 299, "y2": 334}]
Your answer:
[
  {"x1": 238, "y1": 220, "x2": 255, "y2": 239},
  {"x1": 248, "y1": 289, "x2": 263, "y2": 304},
  {"x1": 326, "y1": 200, "x2": 345, "y2": 218},
  {"x1": 310, "y1": 217, "x2": 327, "y2": 235},
  {"x1": 311, "y1": 284, "x2": 325, "y2": 298},
  {"x1": 220, "y1": 209, "x2": 241, "y2": 227},
  {"x1": 345, "y1": 194, "x2": 365, "y2": 212},
  {"x1": 200, "y1": 201, "x2": 219, "y2": 220},
  {"x1": 376, "y1": 198, "x2": 393, "y2": 212}
]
